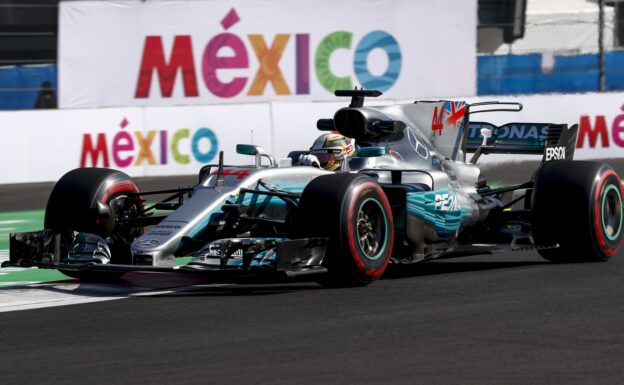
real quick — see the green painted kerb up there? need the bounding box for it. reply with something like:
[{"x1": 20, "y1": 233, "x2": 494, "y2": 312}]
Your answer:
[
  {"x1": 0, "y1": 209, "x2": 67, "y2": 285},
  {"x1": 0, "y1": 268, "x2": 67, "y2": 285},
  {"x1": 0, "y1": 210, "x2": 44, "y2": 250}
]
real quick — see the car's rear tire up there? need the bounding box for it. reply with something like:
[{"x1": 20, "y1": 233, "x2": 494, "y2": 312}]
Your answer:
[
  {"x1": 45, "y1": 168, "x2": 143, "y2": 280},
  {"x1": 532, "y1": 161, "x2": 623, "y2": 262},
  {"x1": 296, "y1": 173, "x2": 394, "y2": 286}
]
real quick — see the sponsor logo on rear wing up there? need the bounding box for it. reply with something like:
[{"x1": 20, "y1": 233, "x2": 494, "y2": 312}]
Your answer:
[
  {"x1": 466, "y1": 122, "x2": 549, "y2": 149},
  {"x1": 465, "y1": 122, "x2": 578, "y2": 161}
]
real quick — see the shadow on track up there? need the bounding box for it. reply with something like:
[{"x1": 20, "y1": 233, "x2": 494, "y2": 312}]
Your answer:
[
  {"x1": 382, "y1": 258, "x2": 550, "y2": 280},
  {"x1": 138, "y1": 255, "x2": 551, "y2": 297},
  {"x1": 0, "y1": 255, "x2": 551, "y2": 300},
  {"x1": 138, "y1": 283, "x2": 322, "y2": 298}
]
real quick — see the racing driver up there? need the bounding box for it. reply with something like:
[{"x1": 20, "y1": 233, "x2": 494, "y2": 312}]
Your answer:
[{"x1": 298, "y1": 133, "x2": 356, "y2": 171}]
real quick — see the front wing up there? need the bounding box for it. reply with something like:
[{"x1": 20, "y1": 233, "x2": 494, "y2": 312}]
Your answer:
[{"x1": 9, "y1": 231, "x2": 328, "y2": 281}]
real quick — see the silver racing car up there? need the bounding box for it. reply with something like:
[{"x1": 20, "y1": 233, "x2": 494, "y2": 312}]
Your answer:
[{"x1": 9, "y1": 90, "x2": 624, "y2": 286}]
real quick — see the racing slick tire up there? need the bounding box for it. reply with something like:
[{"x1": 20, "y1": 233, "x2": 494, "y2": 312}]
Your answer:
[
  {"x1": 531, "y1": 161, "x2": 623, "y2": 262},
  {"x1": 45, "y1": 168, "x2": 144, "y2": 280},
  {"x1": 296, "y1": 173, "x2": 394, "y2": 286}
]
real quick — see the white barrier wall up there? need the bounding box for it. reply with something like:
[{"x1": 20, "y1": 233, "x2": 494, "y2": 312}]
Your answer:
[
  {"x1": 58, "y1": 0, "x2": 477, "y2": 108},
  {"x1": 1, "y1": 92, "x2": 623, "y2": 184}
]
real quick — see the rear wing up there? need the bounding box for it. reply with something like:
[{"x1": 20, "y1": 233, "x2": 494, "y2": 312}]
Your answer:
[
  {"x1": 466, "y1": 122, "x2": 578, "y2": 159},
  {"x1": 464, "y1": 101, "x2": 578, "y2": 162}
]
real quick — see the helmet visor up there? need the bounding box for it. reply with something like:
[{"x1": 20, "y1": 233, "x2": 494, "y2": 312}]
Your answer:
[{"x1": 314, "y1": 152, "x2": 337, "y2": 167}]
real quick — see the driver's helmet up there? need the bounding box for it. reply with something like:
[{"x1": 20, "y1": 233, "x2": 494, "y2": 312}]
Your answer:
[{"x1": 309, "y1": 133, "x2": 355, "y2": 171}]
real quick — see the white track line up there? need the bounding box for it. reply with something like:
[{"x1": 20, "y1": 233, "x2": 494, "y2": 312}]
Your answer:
[
  {"x1": 0, "y1": 276, "x2": 228, "y2": 313},
  {"x1": 0, "y1": 220, "x2": 26, "y2": 225}
]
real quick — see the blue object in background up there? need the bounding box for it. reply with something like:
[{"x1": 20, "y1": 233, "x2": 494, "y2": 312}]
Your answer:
[
  {"x1": 1, "y1": 54, "x2": 624, "y2": 108},
  {"x1": 478, "y1": 51, "x2": 624, "y2": 95},
  {"x1": 0, "y1": 65, "x2": 57, "y2": 110},
  {"x1": 605, "y1": 51, "x2": 624, "y2": 90}
]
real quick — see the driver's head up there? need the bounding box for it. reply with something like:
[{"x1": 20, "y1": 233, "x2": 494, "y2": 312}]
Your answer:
[{"x1": 309, "y1": 133, "x2": 355, "y2": 171}]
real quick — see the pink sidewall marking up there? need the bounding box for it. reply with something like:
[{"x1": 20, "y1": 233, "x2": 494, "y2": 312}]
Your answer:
[
  {"x1": 100, "y1": 180, "x2": 140, "y2": 203},
  {"x1": 346, "y1": 181, "x2": 394, "y2": 278},
  {"x1": 594, "y1": 170, "x2": 621, "y2": 256}
]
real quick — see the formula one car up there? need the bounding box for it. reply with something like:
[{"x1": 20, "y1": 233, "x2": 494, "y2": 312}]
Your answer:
[{"x1": 9, "y1": 90, "x2": 624, "y2": 286}]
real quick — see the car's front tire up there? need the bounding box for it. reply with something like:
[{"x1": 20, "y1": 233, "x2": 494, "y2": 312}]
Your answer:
[
  {"x1": 45, "y1": 168, "x2": 144, "y2": 280},
  {"x1": 296, "y1": 173, "x2": 394, "y2": 286}
]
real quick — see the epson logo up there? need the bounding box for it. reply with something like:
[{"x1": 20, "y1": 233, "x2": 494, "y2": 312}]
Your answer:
[{"x1": 546, "y1": 147, "x2": 566, "y2": 161}]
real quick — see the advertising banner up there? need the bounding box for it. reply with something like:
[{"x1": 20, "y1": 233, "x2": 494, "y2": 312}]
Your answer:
[
  {"x1": 58, "y1": 0, "x2": 477, "y2": 109},
  {"x1": 140, "y1": 104, "x2": 272, "y2": 176},
  {"x1": 0, "y1": 104, "x2": 272, "y2": 184}
]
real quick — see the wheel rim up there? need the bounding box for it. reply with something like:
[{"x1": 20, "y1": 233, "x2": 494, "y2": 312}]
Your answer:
[
  {"x1": 356, "y1": 198, "x2": 388, "y2": 260},
  {"x1": 601, "y1": 184, "x2": 623, "y2": 241},
  {"x1": 109, "y1": 194, "x2": 143, "y2": 240}
]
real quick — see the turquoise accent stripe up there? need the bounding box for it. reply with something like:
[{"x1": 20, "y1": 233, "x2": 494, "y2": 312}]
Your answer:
[
  {"x1": 189, "y1": 183, "x2": 306, "y2": 238},
  {"x1": 406, "y1": 189, "x2": 469, "y2": 234}
]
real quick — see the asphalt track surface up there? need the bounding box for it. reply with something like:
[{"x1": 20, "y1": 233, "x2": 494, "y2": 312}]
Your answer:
[{"x1": 1, "y1": 160, "x2": 624, "y2": 385}]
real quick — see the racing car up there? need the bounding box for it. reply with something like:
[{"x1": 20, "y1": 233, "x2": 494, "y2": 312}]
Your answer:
[{"x1": 8, "y1": 89, "x2": 624, "y2": 286}]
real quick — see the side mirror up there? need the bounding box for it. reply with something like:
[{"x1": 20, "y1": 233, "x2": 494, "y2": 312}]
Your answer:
[
  {"x1": 236, "y1": 144, "x2": 265, "y2": 156},
  {"x1": 236, "y1": 144, "x2": 274, "y2": 167},
  {"x1": 357, "y1": 147, "x2": 387, "y2": 158}
]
